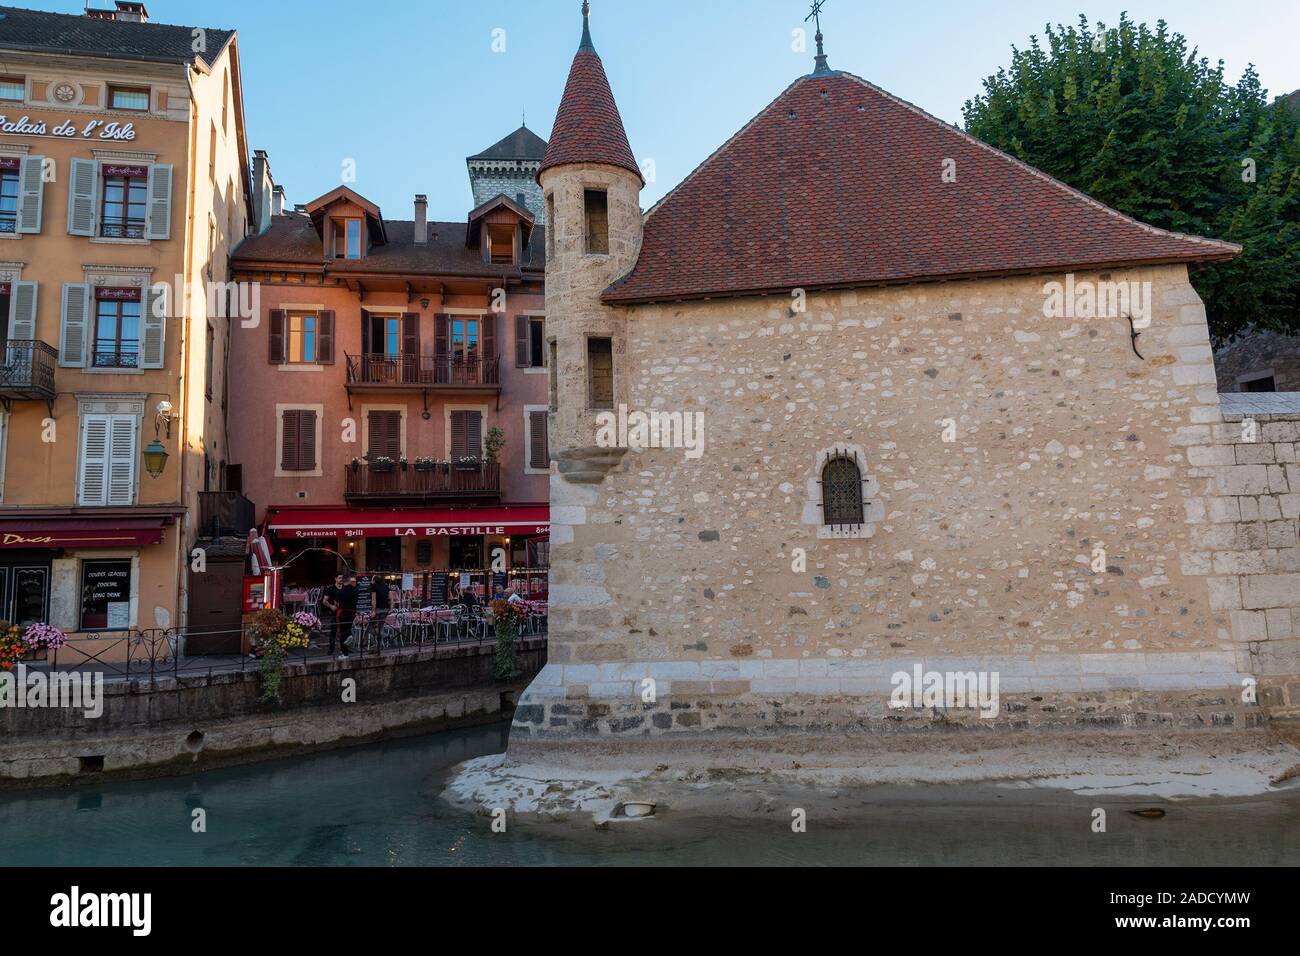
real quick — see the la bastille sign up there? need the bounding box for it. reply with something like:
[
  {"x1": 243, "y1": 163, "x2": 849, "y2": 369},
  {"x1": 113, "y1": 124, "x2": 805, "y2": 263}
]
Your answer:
[{"x1": 0, "y1": 114, "x2": 136, "y2": 141}]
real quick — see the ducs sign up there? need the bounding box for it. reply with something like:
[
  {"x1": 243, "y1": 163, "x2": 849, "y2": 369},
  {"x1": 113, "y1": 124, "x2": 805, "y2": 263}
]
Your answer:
[{"x1": 0, "y1": 115, "x2": 136, "y2": 141}]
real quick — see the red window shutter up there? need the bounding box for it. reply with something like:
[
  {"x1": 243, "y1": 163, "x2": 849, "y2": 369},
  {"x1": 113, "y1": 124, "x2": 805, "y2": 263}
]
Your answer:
[
  {"x1": 299, "y1": 410, "x2": 317, "y2": 470},
  {"x1": 318, "y1": 311, "x2": 335, "y2": 365},
  {"x1": 515, "y1": 315, "x2": 529, "y2": 367},
  {"x1": 269, "y1": 310, "x2": 285, "y2": 364},
  {"x1": 529, "y1": 410, "x2": 549, "y2": 470},
  {"x1": 281, "y1": 410, "x2": 300, "y2": 470}
]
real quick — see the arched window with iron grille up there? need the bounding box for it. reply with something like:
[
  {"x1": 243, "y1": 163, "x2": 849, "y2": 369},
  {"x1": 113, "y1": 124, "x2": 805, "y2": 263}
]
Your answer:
[{"x1": 821, "y1": 454, "x2": 865, "y2": 527}]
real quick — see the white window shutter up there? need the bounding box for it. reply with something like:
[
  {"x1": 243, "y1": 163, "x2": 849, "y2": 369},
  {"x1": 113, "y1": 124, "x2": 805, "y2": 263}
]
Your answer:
[
  {"x1": 17, "y1": 156, "x2": 44, "y2": 234},
  {"x1": 79, "y1": 415, "x2": 110, "y2": 506},
  {"x1": 67, "y1": 158, "x2": 98, "y2": 237},
  {"x1": 107, "y1": 415, "x2": 138, "y2": 505},
  {"x1": 140, "y1": 284, "x2": 165, "y2": 368},
  {"x1": 8, "y1": 280, "x2": 37, "y2": 341},
  {"x1": 59, "y1": 283, "x2": 90, "y2": 367},
  {"x1": 146, "y1": 164, "x2": 173, "y2": 240}
]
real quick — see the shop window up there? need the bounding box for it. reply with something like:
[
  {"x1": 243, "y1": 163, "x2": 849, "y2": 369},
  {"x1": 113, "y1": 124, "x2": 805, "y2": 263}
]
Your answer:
[
  {"x1": 0, "y1": 77, "x2": 24, "y2": 102},
  {"x1": 108, "y1": 85, "x2": 149, "y2": 111},
  {"x1": 821, "y1": 454, "x2": 865, "y2": 527},
  {"x1": 0, "y1": 160, "x2": 18, "y2": 234},
  {"x1": 5, "y1": 566, "x2": 50, "y2": 627},
  {"x1": 332, "y1": 219, "x2": 362, "y2": 259},
  {"x1": 588, "y1": 337, "x2": 613, "y2": 410},
  {"x1": 449, "y1": 536, "x2": 483, "y2": 570},
  {"x1": 100, "y1": 164, "x2": 148, "y2": 239},
  {"x1": 584, "y1": 188, "x2": 608, "y2": 254},
  {"x1": 280, "y1": 408, "x2": 318, "y2": 472},
  {"x1": 92, "y1": 289, "x2": 142, "y2": 369},
  {"x1": 79, "y1": 560, "x2": 132, "y2": 632}
]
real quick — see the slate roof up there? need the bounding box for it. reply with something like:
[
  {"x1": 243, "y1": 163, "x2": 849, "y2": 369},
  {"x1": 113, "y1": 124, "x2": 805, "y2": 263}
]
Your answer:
[
  {"x1": 603, "y1": 71, "x2": 1240, "y2": 305},
  {"x1": 537, "y1": 14, "x2": 642, "y2": 185},
  {"x1": 231, "y1": 215, "x2": 545, "y2": 278},
  {"x1": 468, "y1": 125, "x2": 548, "y2": 162},
  {"x1": 0, "y1": 4, "x2": 234, "y2": 64}
]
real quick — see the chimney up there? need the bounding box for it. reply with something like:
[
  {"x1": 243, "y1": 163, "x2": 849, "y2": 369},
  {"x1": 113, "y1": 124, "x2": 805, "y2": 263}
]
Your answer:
[
  {"x1": 251, "y1": 150, "x2": 273, "y2": 234},
  {"x1": 272, "y1": 186, "x2": 286, "y2": 217},
  {"x1": 414, "y1": 194, "x2": 428, "y2": 244},
  {"x1": 112, "y1": 1, "x2": 149, "y2": 22}
]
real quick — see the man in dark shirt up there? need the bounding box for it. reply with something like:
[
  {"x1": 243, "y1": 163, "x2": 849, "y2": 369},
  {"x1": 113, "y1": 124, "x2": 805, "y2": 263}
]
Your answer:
[
  {"x1": 336, "y1": 575, "x2": 359, "y2": 659},
  {"x1": 322, "y1": 574, "x2": 344, "y2": 653}
]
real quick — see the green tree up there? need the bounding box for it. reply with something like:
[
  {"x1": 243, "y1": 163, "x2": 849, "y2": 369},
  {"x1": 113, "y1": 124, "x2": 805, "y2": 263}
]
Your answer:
[{"x1": 963, "y1": 13, "x2": 1300, "y2": 343}]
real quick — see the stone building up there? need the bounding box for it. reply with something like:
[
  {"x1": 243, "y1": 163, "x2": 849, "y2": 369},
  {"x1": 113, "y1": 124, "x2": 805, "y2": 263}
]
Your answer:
[
  {"x1": 509, "y1": 5, "x2": 1300, "y2": 758},
  {"x1": 1214, "y1": 330, "x2": 1300, "y2": 393},
  {"x1": 467, "y1": 125, "x2": 548, "y2": 225}
]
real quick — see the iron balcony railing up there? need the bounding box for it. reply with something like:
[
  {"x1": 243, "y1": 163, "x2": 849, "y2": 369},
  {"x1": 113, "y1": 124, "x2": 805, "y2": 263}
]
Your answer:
[
  {"x1": 197, "y1": 491, "x2": 257, "y2": 540},
  {"x1": 345, "y1": 461, "x2": 502, "y2": 500},
  {"x1": 0, "y1": 340, "x2": 57, "y2": 401},
  {"x1": 345, "y1": 353, "x2": 501, "y2": 389}
]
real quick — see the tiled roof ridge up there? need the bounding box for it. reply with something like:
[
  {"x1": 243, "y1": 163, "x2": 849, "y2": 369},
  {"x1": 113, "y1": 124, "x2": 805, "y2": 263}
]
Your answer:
[
  {"x1": 538, "y1": 47, "x2": 644, "y2": 185},
  {"x1": 0, "y1": 3, "x2": 231, "y2": 33},
  {"x1": 840, "y1": 71, "x2": 1240, "y2": 257}
]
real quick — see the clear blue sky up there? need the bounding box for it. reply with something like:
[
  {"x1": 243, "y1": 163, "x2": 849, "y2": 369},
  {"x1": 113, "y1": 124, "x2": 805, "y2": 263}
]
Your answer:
[{"x1": 58, "y1": 1, "x2": 1300, "y2": 220}]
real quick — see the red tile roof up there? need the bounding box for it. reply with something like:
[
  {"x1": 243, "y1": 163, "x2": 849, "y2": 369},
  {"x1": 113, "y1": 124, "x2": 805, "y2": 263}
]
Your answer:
[
  {"x1": 538, "y1": 39, "x2": 642, "y2": 185},
  {"x1": 603, "y1": 72, "x2": 1239, "y2": 305}
]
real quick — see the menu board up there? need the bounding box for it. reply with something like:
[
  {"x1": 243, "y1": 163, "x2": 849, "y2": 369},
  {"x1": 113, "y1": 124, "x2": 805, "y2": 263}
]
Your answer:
[
  {"x1": 80, "y1": 561, "x2": 131, "y2": 631},
  {"x1": 430, "y1": 572, "x2": 449, "y2": 606},
  {"x1": 493, "y1": 571, "x2": 508, "y2": 598},
  {"x1": 355, "y1": 576, "x2": 373, "y2": 617}
]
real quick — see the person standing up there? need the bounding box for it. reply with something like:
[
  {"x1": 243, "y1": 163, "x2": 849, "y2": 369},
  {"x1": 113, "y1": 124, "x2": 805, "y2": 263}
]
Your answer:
[
  {"x1": 335, "y1": 575, "x2": 359, "y2": 659},
  {"x1": 321, "y1": 574, "x2": 343, "y2": 652}
]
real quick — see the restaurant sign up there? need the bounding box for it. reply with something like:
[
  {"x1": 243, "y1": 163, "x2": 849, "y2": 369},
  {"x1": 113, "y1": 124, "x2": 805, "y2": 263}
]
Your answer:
[
  {"x1": 289, "y1": 525, "x2": 550, "y2": 540},
  {"x1": 0, "y1": 115, "x2": 136, "y2": 141}
]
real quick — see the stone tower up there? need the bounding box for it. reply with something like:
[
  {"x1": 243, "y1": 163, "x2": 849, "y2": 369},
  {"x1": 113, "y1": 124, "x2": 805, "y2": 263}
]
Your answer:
[
  {"x1": 466, "y1": 125, "x2": 549, "y2": 223},
  {"x1": 537, "y1": 0, "x2": 644, "y2": 484}
]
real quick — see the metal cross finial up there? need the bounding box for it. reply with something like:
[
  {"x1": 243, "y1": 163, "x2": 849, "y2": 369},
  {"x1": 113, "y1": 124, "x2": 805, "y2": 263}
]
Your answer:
[
  {"x1": 579, "y1": 0, "x2": 595, "y2": 52},
  {"x1": 805, "y1": 0, "x2": 831, "y2": 74}
]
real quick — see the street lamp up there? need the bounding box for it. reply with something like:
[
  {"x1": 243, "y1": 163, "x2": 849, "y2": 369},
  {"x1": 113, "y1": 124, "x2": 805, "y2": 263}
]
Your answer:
[{"x1": 143, "y1": 400, "x2": 175, "y2": 478}]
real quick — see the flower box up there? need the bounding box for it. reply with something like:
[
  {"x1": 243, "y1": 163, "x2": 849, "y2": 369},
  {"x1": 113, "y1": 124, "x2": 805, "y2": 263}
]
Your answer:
[{"x1": 369, "y1": 460, "x2": 396, "y2": 474}]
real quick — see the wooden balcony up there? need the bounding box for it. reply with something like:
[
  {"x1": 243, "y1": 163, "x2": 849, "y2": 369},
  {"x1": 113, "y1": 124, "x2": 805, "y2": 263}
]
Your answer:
[
  {"x1": 0, "y1": 340, "x2": 57, "y2": 414},
  {"x1": 197, "y1": 491, "x2": 257, "y2": 540},
  {"x1": 345, "y1": 353, "x2": 501, "y2": 395},
  {"x1": 345, "y1": 461, "x2": 502, "y2": 503}
]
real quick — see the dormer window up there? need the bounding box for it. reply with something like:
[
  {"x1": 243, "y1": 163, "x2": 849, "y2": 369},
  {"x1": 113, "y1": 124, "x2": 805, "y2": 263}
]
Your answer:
[
  {"x1": 584, "y1": 188, "x2": 608, "y2": 254},
  {"x1": 0, "y1": 77, "x2": 24, "y2": 102},
  {"x1": 332, "y1": 219, "x2": 362, "y2": 259},
  {"x1": 108, "y1": 85, "x2": 150, "y2": 112},
  {"x1": 487, "y1": 223, "x2": 516, "y2": 265}
]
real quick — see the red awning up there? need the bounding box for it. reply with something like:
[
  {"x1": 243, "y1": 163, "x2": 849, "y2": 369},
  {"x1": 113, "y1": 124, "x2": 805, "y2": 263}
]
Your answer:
[
  {"x1": 266, "y1": 506, "x2": 550, "y2": 540},
  {"x1": 0, "y1": 516, "x2": 168, "y2": 549}
]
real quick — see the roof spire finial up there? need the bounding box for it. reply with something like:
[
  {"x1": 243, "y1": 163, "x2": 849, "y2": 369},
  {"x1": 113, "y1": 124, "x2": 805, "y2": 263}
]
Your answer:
[
  {"x1": 579, "y1": 1, "x2": 595, "y2": 53},
  {"x1": 805, "y1": 0, "x2": 831, "y2": 74}
]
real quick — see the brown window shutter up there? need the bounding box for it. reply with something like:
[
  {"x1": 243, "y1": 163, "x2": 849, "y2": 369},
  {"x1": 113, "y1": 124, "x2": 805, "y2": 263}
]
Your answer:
[
  {"x1": 435, "y1": 314, "x2": 449, "y2": 357},
  {"x1": 360, "y1": 310, "x2": 371, "y2": 356},
  {"x1": 281, "y1": 409, "x2": 300, "y2": 470},
  {"x1": 482, "y1": 314, "x2": 496, "y2": 363},
  {"x1": 299, "y1": 410, "x2": 317, "y2": 470},
  {"x1": 467, "y1": 411, "x2": 482, "y2": 458},
  {"x1": 269, "y1": 310, "x2": 285, "y2": 364},
  {"x1": 367, "y1": 410, "x2": 401, "y2": 459},
  {"x1": 450, "y1": 410, "x2": 467, "y2": 460},
  {"x1": 529, "y1": 410, "x2": 549, "y2": 470},
  {"x1": 402, "y1": 313, "x2": 419, "y2": 356},
  {"x1": 318, "y1": 311, "x2": 335, "y2": 365},
  {"x1": 515, "y1": 315, "x2": 529, "y2": 367}
]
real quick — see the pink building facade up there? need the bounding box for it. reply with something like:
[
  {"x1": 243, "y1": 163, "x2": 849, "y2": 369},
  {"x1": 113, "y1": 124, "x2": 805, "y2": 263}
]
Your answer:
[{"x1": 228, "y1": 161, "x2": 550, "y2": 595}]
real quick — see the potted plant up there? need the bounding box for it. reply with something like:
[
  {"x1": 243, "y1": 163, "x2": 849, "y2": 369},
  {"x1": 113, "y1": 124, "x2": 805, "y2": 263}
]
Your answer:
[
  {"x1": 21, "y1": 622, "x2": 66, "y2": 662},
  {"x1": 248, "y1": 608, "x2": 310, "y2": 704},
  {"x1": 350, "y1": 458, "x2": 361, "y2": 473},
  {"x1": 456, "y1": 455, "x2": 482, "y2": 473},
  {"x1": 484, "y1": 427, "x2": 506, "y2": 466},
  {"x1": 369, "y1": 456, "x2": 396, "y2": 474},
  {"x1": 414, "y1": 457, "x2": 437, "y2": 473},
  {"x1": 0, "y1": 622, "x2": 26, "y2": 672},
  {"x1": 490, "y1": 599, "x2": 528, "y2": 680},
  {"x1": 399, "y1": 457, "x2": 409, "y2": 472}
]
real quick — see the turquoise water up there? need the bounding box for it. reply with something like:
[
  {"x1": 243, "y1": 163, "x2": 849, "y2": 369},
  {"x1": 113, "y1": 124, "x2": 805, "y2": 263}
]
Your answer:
[{"x1": 2, "y1": 722, "x2": 1298, "y2": 866}]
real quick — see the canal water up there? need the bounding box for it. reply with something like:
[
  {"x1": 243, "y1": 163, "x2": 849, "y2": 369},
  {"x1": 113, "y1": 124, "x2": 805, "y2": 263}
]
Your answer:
[{"x1": 2, "y1": 722, "x2": 1298, "y2": 866}]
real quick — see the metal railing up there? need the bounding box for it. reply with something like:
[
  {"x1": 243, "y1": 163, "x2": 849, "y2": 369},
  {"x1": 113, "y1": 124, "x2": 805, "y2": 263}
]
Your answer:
[
  {"x1": 0, "y1": 339, "x2": 57, "y2": 398},
  {"x1": 345, "y1": 353, "x2": 501, "y2": 388},
  {"x1": 345, "y1": 461, "x2": 501, "y2": 499}
]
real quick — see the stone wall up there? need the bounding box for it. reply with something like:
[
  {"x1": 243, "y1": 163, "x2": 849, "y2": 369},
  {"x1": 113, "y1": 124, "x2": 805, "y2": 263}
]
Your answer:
[
  {"x1": 1214, "y1": 330, "x2": 1300, "y2": 392},
  {"x1": 516, "y1": 264, "x2": 1296, "y2": 748},
  {"x1": 468, "y1": 159, "x2": 545, "y2": 223},
  {"x1": 1, "y1": 638, "x2": 546, "y2": 786}
]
